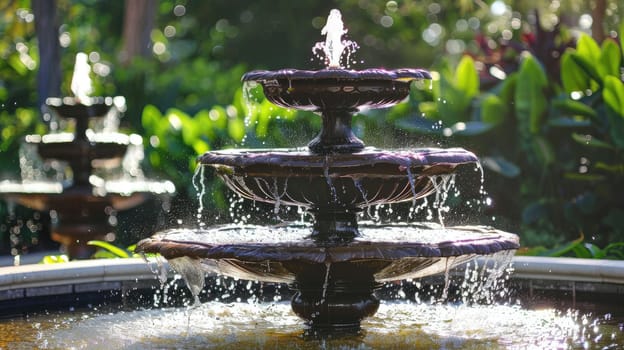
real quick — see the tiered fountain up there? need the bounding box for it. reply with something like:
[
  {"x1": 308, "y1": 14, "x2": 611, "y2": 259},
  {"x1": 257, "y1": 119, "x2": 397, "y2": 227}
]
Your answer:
[
  {"x1": 0, "y1": 53, "x2": 175, "y2": 258},
  {"x1": 137, "y1": 10, "x2": 519, "y2": 331}
]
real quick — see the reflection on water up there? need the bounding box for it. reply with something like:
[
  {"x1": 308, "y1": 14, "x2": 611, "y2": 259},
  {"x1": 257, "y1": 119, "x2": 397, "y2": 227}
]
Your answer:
[{"x1": 2, "y1": 301, "x2": 622, "y2": 349}]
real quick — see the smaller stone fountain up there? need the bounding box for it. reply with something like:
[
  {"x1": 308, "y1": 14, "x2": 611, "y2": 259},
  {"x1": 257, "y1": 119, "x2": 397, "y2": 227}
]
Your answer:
[
  {"x1": 0, "y1": 53, "x2": 175, "y2": 258},
  {"x1": 137, "y1": 10, "x2": 519, "y2": 332}
]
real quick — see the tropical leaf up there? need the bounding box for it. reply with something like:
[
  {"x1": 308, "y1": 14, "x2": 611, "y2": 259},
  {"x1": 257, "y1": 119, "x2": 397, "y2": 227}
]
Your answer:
[
  {"x1": 571, "y1": 133, "x2": 614, "y2": 149},
  {"x1": 40, "y1": 255, "x2": 70, "y2": 264},
  {"x1": 480, "y1": 94, "x2": 507, "y2": 125},
  {"x1": 515, "y1": 55, "x2": 547, "y2": 134},
  {"x1": 552, "y1": 99, "x2": 597, "y2": 119},
  {"x1": 455, "y1": 55, "x2": 479, "y2": 99},
  {"x1": 598, "y1": 39, "x2": 622, "y2": 78},
  {"x1": 561, "y1": 52, "x2": 589, "y2": 93},
  {"x1": 576, "y1": 34, "x2": 601, "y2": 66},
  {"x1": 87, "y1": 240, "x2": 130, "y2": 258},
  {"x1": 568, "y1": 53, "x2": 603, "y2": 86},
  {"x1": 481, "y1": 156, "x2": 520, "y2": 178},
  {"x1": 603, "y1": 75, "x2": 624, "y2": 117}
]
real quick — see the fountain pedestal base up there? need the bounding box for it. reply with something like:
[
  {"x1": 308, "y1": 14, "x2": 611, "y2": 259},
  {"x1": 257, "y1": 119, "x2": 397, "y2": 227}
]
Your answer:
[{"x1": 287, "y1": 261, "x2": 384, "y2": 330}]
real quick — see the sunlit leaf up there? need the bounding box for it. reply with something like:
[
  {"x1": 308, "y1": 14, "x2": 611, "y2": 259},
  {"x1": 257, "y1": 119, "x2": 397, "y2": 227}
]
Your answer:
[
  {"x1": 480, "y1": 94, "x2": 507, "y2": 125},
  {"x1": 87, "y1": 240, "x2": 130, "y2": 258},
  {"x1": 194, "y1": 110, "x2": 216, "y2": 140},
  {"x1": 568, "y1": 53, "x2": 603, "y2": 86},
  {"x1": 227, "y1": 117, "x2": 246, "y2": 142},
  {"x1": 455, "y1": 55, "x2": 479, "y2": 99},
  {"x1": 603, "y1": 75, "x2": 624, "y2": 117},
  {"x1": 515, "y1": 55, "x2": 547, "y2": 134},
  {"x1": 599, "y1": 40, "x2": 622, "y2": 78},
  {"x1": 40, "y1": 255, "x2": 70, "y2": 264},
  {"x1": 576, "y1": 34, "x2": 601, "y2": 64},
  {"x1": 141, "y1": 104, "x2": 162, "y2": 131},
  {"x1": 561, "y1": 52, "x2": 589, "y2": 93}
]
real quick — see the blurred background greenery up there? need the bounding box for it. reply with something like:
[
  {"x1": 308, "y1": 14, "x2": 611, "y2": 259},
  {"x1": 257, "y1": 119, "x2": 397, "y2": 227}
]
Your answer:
[{"x1": 0, "y1": 0, "x2": 623, "y2": 259}]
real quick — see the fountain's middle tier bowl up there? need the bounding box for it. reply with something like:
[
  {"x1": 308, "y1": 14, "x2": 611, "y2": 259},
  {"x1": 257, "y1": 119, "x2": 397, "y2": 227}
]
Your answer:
[
  {"x1": 242, "y1": 68, "x2": 431, "y2": 111},
  {"x1": 27, "y1": 132, "x2": 130, "y2": 166},
  {"x1": 199, "y1": 147, "x2": 478, "y2": 211},
  {"x1": 46, "y1": 96, "x2": 117, "y2": 119},
  {"x1": 0, "y1": 179, "x2": 176, "y2": 212}
]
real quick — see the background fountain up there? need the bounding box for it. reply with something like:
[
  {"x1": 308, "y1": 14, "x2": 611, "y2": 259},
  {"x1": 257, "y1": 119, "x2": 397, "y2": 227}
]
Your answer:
[
  {"x1": 137, "y1": 10, "x2": 519, "y2": 332},
  {"x1": 0, "y1": 53, "x2": 175, "y2": 259}
]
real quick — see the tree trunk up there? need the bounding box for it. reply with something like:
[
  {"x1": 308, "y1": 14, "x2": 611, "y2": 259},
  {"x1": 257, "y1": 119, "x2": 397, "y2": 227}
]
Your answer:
[
  {"x1": 32, "y1": 0, "x2": 62, "y2": 112},
  {"x1": 120, "y1": 0, "x2": 157, "y2": 65},
  {"x1": 591, "y1": 0, "x2": 607, "y2": 43}
]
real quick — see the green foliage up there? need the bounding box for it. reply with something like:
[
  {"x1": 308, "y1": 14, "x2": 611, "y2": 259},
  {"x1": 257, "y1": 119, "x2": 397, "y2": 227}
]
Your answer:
[
  {"x1": 0, "y1": 108, "x2": 45, "y2": 175},
  {"x1": 520, "y1": 234, "x2": 624, "y2": 260},
  {"x1": 40, "y1": 254, "x2": 69, "y2": 264},
  {"x1": 393, "y1": 25, "x2": 624, "y2": 252},
  {"x1": 39, "y1": 241, "x2": 142, "y2": 262},
  {"x1": 88, "y1": 240, "x2": 132, "y2": 258},
  {"x1": 515, "y1": 55, "x2": 548, "y2": 135},
  {"x1": 603, "y1": 76, "x2": 624, "y2": 117},
  {"x1": 396, "y1": 55, "x2": 499, "y2": 138},
  {"x1": 140, "y1": 83, "x2": 309, "y2": 214}
]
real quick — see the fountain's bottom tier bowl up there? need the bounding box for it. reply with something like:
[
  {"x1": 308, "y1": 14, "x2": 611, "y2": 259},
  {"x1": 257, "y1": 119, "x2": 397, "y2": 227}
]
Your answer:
[
  {"x1": 137, "y1": 222, "x2": 519, "y2": 284},
  {"x1": 137, "y1": 222, "x2": 518, "y2": 328}
]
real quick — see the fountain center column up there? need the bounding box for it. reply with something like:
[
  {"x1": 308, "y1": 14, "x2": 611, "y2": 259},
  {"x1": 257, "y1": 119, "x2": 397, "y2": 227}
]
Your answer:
[
  {"x1": 308, "y1": 109, "x2": 364, "y2": 154},
  {"x1": 310, "y1": 209, "x2": 359, "y2": 242}
]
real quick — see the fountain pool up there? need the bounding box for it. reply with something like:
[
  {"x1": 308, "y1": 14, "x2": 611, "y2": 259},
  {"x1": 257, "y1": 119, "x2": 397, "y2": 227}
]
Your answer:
[{"x1": 1, "y1": 267, "x2": 623, "y2": 349}]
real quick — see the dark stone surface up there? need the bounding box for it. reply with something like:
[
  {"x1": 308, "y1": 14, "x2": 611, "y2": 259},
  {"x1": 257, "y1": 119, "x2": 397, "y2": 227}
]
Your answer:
[
  {"x1": 242, "y1": 68, "x2": 431, "y2": 112},
  {"x1": 136, "y1": 224, "x2": 519, "y2": 328},
  {"x1": 242, "y1": 68, "x2": 430, "y2": 154},
  {"x1": 136, "y1": 224, "x2": 519, "y2": 282},
  {"x1": 199, "y1": 147, "x2": 478, "y2": 213}
]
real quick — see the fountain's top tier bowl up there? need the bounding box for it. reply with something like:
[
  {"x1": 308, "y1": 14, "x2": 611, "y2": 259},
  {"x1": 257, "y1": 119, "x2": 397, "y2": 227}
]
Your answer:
[
  {"x1": 242, "y1": 68, "x2": 431, "y2": 112},
  {"x1": 46, "y1": 96, "x2": 118, "y2": 119}
]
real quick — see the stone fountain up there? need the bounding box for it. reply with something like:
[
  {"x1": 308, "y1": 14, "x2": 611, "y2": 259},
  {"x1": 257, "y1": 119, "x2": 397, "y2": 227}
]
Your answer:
[
  {"x1": 0, "y1": 53, "x2": 175, "y2": 258},
  {"x1": 137, "y1": 10, "x2": 519, "y2": 331}
]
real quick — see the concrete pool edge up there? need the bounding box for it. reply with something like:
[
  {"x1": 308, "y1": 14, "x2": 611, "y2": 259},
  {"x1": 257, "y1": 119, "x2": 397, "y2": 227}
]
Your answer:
[
  {"x1": 0, "y1": 258, "x2": 168, "y2": 302},
  {"x1": 0, "y1": 256, "x2": 623, "y2": 307}
]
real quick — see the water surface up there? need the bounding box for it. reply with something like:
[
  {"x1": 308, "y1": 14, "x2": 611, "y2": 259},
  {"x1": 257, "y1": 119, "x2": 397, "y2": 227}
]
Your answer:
[{"x1": 2, "y1": 301, "x2": 621, "y2": 349}]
